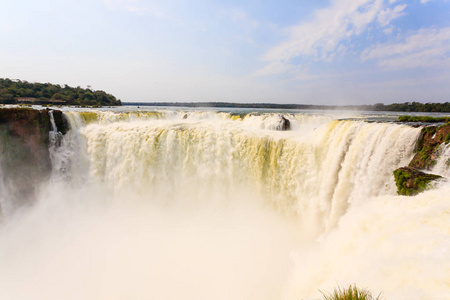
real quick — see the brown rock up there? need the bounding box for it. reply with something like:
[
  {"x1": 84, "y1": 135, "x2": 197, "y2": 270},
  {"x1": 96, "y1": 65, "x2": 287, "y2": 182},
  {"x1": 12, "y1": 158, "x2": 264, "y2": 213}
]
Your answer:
[{"x1": 409, "y1": 123, "x2": 450, "y2": 169}]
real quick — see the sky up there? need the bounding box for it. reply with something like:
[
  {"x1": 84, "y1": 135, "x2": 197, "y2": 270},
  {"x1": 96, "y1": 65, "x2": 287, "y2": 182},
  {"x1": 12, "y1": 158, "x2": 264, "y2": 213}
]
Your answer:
[{"x1": 0, "y1": 0, "x2": 449, "y2": 104}]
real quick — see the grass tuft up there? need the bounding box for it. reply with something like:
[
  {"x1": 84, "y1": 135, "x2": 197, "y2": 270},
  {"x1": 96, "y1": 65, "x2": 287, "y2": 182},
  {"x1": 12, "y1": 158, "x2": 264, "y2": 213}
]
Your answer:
[{"x1": 321, "y1": 284, "x2": 383, "y2": 300}]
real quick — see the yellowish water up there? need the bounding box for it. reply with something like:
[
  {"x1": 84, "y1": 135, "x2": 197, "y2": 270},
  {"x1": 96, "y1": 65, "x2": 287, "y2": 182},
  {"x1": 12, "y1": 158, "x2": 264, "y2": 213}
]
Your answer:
[{"x1": 1, "y1": 109, "x2": 449, "y2": 300}]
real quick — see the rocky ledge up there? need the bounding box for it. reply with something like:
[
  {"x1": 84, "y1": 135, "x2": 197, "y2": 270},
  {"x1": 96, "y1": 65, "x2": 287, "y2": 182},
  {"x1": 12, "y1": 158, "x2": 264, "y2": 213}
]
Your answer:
[
  {"x1": 393, "y1": 167, "x2": 442, "y2": 196},
  {"x1": 409, "y1": 124, "x2": 450, "y2": 169},
  {"x1": 393, "y1": 122, "x2": 449, "y2": 196}
]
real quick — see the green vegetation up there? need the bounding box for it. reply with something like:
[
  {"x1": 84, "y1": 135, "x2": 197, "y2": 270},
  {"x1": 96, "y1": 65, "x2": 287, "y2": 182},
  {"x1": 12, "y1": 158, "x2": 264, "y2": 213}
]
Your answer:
[
  {"x1": 413, "y1": 128, "x2": 437, "y2": 168},
  {"x1": 0, "y1": 78, "x2": 121, "y2": 106},
  {"x1": 321, "y1": 285, "x2": 382, "y2": 300},
  {"x1": 415, "y1": 146, "x2": 436, "y2": 169},
  {"x1": 445, "y1": 132, "x2": 450, "y2": 144},
  {"x1": 371, "y1": 102, "x2": 450, "y2": 113},
  {"x1": 393, "y1": 167, "x2": 441, "y2": 196},
  {"x1": 398, "y1": 116, "x2": 450, "y2": 123},
  {"x1": 409, "y1": 123, "x2": 450, "y2": 169}
]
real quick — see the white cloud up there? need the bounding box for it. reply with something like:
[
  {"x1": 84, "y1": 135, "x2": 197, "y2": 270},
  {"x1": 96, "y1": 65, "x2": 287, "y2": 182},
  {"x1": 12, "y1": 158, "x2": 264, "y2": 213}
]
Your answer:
[
  {"x1": 361, "y1": 27, "x2": 450, "y2": 69},
  {"x1": 265, "y1": 0, "x2": 378, "y2": 61},
  {"x1": 421, "y1": 0, "x2": 433, "y2": 3},
  {"x1": 377, "y1": 4, "x2": 406, "y2": 26},
  {"x1": 383, "y1": 26, "x2": 395, "y2": 35},
  {"x1": 259, "y1": 0, "x2": 407, "y2": 76}
]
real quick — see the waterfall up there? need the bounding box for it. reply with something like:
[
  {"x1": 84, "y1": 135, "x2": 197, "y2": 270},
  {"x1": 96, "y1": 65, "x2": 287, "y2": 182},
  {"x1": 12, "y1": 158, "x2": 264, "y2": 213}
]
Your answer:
[
  {"x1": 432, "y1": 142, "x2": 450, "y2": 177},
  {"x1": 48, "y1": 110, "x2": 66, "y2": 180},
  {"x1": 48, "y1": 111, "x2": 88, "y2": 184},
  {"x1": 0, "y1": 108, "x2": 449, "y2": 300},
  {"x1": 58, "y1": 111, "x2": 420, "y2": 230}
]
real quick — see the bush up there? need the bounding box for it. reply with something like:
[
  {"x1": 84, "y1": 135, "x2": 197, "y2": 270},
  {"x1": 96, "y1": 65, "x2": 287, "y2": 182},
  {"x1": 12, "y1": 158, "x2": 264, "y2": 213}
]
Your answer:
[{"x1": 321, "y1": 285, "x2": 382, "y2": 300}]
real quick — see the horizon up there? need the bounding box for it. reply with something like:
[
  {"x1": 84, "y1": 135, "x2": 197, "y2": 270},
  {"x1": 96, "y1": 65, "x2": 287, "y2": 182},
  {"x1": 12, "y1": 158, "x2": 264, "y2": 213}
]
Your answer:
[
  {"x1": 1, "y1": 0, "x2": 449, "y2": 104},
  {"x1": 120, "y1": 100, "x2": 449, "y2": 107}
]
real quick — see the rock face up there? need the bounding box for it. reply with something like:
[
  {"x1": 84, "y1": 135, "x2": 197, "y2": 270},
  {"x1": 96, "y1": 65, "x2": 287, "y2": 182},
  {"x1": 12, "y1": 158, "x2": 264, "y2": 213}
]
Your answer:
[
  {"x1": 393, "y1": 167, "x2": 442, "y2": 196},
  {"x1": 409, "y1": 124, "x2": 450, "y2": 169},
  {"x1": 267, "y1": 115, "x2": 291, "y2": 131},
  {"x1": 393, "y1": 122, "x2": 450, "y2": 196},
  {"x1": 280, "y1": 116, "x2": 291, "y2": 131},
  {"x1": 0, "y1": 107, "x2": 67, "y2": 214},
  {"x1": 51, "y1": 110, "x2": 69, "y2": 135}
]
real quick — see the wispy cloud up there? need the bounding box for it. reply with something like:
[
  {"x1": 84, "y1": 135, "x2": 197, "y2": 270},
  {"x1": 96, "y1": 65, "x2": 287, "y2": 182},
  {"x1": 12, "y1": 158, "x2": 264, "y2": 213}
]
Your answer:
[
  {"x1": 377, "y1": 4, "x2": 406, "y2": 26},
  {"x1": 361, "y1": 27, "x2": 450, "y2": 69},
  {"x1": 252, "y1": 61, "x2": 295, "y2": 76},
  {"x1": 258, "y1": 0, "x2": 407, "y2": 76},
  {"x1": 103, "y1": 0, "x2": 166, "y2": 18},
  {"x1": 103, "y1": 0, "x2": 210, "y2": 33},
  {"x1": 230, "y1": 9, "x2": 259, "y2": 28}
]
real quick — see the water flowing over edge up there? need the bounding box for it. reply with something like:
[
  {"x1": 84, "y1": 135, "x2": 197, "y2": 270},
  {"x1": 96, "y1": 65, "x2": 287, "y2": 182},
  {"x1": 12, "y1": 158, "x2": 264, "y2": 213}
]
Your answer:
[
  {"x1": 56, "y1": 110, "x2": 422, "y2": 230},
  {"x1": 1, "y1": 108, "x2": 450, "y2": 300}
]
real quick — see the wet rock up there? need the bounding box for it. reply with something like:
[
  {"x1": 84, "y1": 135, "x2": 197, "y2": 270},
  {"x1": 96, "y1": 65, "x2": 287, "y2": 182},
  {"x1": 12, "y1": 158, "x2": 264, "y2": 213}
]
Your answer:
[
  {"x1": 0, "y1": 107, "x2": 67, "y2": 214},
  {"x1": 409, "y1": 123, "x2": 450, "y2": 169},
  {"x1": 274, "y1": 115, "x2": 290, "y2": 131},
  {"x1": 51, "y1": 109, "x2": 69, "y2": 134},
  {"x1": 280, "y1": 116, "x2": 290, "y2": 131},
  {"x1": 393, "y1": 167, "x2": 442, "y2": 196}
]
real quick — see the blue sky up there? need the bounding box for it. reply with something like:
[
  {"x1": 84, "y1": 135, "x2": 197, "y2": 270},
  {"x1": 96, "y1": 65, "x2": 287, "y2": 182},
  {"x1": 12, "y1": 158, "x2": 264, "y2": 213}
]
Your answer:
[{"x1": 1, "y1": 0, "x2": 449, "y2": 104}]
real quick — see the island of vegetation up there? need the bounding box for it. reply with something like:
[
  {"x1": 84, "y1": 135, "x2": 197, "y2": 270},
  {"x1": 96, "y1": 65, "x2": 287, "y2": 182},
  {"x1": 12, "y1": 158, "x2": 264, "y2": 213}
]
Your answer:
[
  {"x1": 393, "y1": 167, "x2": 442, "y2": 196},
  {"x1": 0, "y1": 78, "x2": 121, "y2": 106}
]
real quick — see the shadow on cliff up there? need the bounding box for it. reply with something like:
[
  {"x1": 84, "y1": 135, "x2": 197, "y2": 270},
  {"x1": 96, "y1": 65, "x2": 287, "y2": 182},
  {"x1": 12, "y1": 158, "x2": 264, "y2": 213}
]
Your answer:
[{"x1": 0, "y1": 107, "x2": 67, "y2": 216}]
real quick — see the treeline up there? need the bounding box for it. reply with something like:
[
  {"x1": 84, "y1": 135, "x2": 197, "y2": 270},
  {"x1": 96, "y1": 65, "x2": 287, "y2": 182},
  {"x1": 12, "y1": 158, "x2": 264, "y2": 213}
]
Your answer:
[
  {"x1": 398, "y1": 116, "x2": 450, "y2": 123},
  {"x1": 363, "y1": 102, "x2": 450, "y2": 113},
  {"x1": 125, "y1": 101, "x2": 450, "y2": 112},
  {"x1": 0, "y1": 78, "x2": 121, "y2": 106}
]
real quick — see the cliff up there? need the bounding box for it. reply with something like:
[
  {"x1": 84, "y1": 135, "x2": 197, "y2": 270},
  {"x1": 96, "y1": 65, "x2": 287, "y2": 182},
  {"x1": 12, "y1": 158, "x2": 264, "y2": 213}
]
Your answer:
[
  {"x1": 393, "y1": 122, "x2": 450, "y2": 196},
  {"x1": 0, "y1": 107, "x2": 67, "y2": 214},
  {"x1": 409, "y1": 124, "x2": 450, "y2": 169}
]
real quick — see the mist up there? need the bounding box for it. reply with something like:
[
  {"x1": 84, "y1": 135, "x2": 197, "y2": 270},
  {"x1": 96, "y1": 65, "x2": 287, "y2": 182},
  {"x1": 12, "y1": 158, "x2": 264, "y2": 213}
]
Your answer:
[{"x1": 0, "y1": 181, "x2": 302, "y2": 300}]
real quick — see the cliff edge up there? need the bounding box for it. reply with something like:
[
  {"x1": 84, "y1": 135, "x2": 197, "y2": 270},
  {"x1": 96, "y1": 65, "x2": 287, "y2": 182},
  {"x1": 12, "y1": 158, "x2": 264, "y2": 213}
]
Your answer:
[
  {"x1": 0, "y1": 107, "x2": 67, "y2": 214},
  {"x1": 393, "y1": 122, "x2": 449, "y2": 196}
]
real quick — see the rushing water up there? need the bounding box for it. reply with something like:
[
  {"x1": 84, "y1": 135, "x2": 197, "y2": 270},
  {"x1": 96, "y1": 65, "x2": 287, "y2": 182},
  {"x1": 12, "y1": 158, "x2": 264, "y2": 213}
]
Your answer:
[{"x1": 0, "y1": 107, "x2": 449, "y2": 300}]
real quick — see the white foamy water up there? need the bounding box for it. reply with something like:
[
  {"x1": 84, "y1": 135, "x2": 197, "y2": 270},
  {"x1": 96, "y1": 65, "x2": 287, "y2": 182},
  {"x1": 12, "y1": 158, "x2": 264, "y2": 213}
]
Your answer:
[
  {"x1": 432, "y1": 143, "x2": 450, "y2": 177},
  {"x1": 0, "y1": 108, "x2": 449, "y2": 300}
]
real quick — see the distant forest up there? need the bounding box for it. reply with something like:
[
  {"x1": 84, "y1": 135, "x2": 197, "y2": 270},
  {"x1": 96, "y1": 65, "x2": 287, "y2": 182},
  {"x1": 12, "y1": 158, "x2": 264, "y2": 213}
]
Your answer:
[
  {"x1": 125, "y1": 101, "x2": 450, "y2": 113},
  {"x1": 0, "y1": 78, "x2": 121, "y2": 106},
  {"x1": 1, "y1": 78, "x2": 449, "y2": 112}
]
